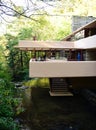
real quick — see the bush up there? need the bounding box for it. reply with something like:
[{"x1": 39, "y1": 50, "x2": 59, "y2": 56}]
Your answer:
[
  {"x1": 0, "y1": 66, "x2": 20, "y2": 129},
  {"x1": 0, "y1": 117, "x2": 19, "y2": 130}
]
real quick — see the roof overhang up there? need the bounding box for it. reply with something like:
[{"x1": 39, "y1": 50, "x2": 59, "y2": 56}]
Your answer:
[
  {"x1": 15, "y1": 40, "x2": 75, "y2": 50},
  {"x1": 15, "y1": 35, "x2": 96, "y2": 51},
  {"x1": 62, "y1": 19, "x2": 96, "y2": 41},
  {"x1": 74, "y1": 35, "x2": 96, "y2": 49}
]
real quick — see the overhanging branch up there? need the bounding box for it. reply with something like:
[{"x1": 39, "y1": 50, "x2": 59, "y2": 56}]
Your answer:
[{"x1": 0, "y1": 1, "x2": 39, "y2": 22}]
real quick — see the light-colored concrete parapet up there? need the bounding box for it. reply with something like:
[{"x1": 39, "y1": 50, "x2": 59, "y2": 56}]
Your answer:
[{"x1": 29, "y1": 60, "x2": 96, "y2": 78}]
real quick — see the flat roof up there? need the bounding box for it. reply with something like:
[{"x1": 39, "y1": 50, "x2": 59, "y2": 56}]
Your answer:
[
  {"x1": 62, "y1": 19, "x2": 96, "y2": 41},
  {"x1": 15, "y1": 41, "x2": 75, "y2": 50},
  {"x1": 15, "y1": 35, "x2": 96, "y2": 50}
]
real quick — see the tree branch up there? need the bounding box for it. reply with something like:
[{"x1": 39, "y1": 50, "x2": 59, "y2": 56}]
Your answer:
[
  {"x1": 0, "y1": 1, "x2": 38, "y2": 22},
  {"x1": 0, "y1": 0, "x2": 59, "y2": 23}
]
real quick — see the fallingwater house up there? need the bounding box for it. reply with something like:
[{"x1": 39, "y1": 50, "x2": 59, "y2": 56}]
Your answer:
[{"x1": 15, "y1": 19, "x2": 96, "y2": 96}]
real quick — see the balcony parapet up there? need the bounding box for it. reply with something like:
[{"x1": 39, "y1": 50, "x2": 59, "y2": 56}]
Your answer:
[{"x1": 29, "y1": 60, "x2": 96, "y2": 78}]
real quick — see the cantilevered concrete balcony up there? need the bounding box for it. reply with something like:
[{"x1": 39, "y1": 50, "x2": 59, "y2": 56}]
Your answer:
[{"x1": 29, "y1": 60, "x2": 96, "y2": 78}]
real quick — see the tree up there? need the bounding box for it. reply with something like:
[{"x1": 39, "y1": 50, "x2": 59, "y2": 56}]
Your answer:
[
  {"x1": 0, "y1": 36, "x2": 20, "y2": 130},
  {"x1": 0, "y1": 0, "x2": 55, "y2": 22},
  {"x1": 59, "y1": 0, "x2": 96, "y2": 16},
  {"x1": 0, "y1": 0, "x2": 96, "y2": 23},
  {"x1": 0, "y1": 0, "x2": 35, "y2": 22}
]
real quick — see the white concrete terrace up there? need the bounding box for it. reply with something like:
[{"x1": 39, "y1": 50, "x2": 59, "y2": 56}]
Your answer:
[{"x1": 29, "y1": 60, "x2": 96, "y2": 78}]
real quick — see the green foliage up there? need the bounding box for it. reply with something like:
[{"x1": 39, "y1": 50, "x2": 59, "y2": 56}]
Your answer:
[
  {"x1": 5, "y1": 33, "x2": 30, "y2": 81},
  {"x1": 0, "y1": 54, "x2": 20, "y2": 129},
  {"x1": 0, "y1": 117, "x2": 19, "y2": 130},
  {"x1": 57, "y1": 0, "x2": 96, "y2": 16},
  {"x1": 0, "y1": 80, "x2": 19, "y2": 129},
  {"x1": 18, "y1": 27, "x2": 33, "y2": 40},
  {"x1": 55, "y1": 20, "x2": 71, "y2": 40},
  {"x1": 24, "y1": 78, "x2": 49, "y2": 88}
]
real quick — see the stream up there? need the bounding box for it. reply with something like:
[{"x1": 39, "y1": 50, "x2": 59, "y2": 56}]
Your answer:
[
  {"x1": 18, "y1": 86, "x2": 32, "y2": 130},
  {"x1": 16, "y1": 85, "x2": 96, "y2": 130}
]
